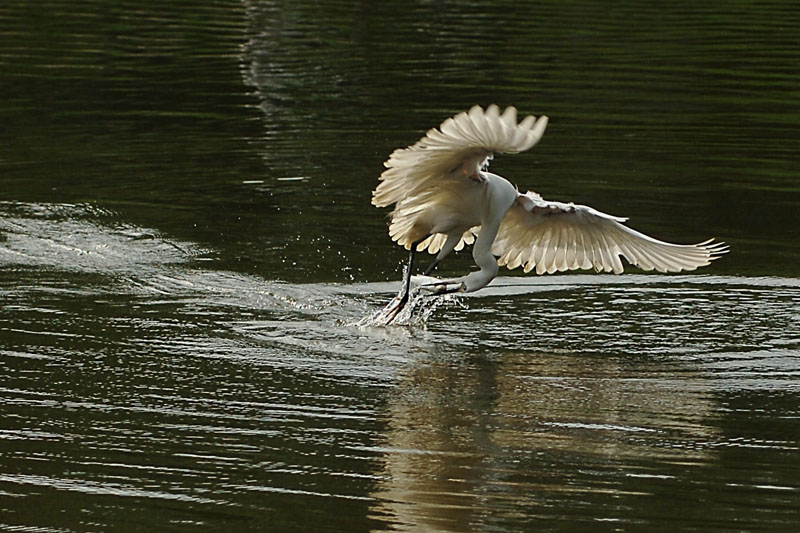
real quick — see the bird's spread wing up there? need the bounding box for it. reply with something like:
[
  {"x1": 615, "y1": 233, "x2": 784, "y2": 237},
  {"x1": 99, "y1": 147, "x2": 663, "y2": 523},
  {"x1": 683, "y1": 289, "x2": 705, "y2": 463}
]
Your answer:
[
  {"x1": 372, "y1": 105, "x2": 548, "y2": 209},
  {"x1": 493, "y1": 191, "x2": 729, "y2": 274}
]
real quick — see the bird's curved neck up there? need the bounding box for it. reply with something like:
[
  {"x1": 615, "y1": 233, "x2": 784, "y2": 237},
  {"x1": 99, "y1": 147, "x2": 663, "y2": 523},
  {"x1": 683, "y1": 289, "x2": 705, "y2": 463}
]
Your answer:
[
  {"x1": 464, "y1": 175, "x2": 516, "y2": 292},
  {"x1": 474, "y1": 217, "x2": 502, "y2": 269},
  {"x1": 462, "y1": 221, "x2": 501, "y2": 292}
]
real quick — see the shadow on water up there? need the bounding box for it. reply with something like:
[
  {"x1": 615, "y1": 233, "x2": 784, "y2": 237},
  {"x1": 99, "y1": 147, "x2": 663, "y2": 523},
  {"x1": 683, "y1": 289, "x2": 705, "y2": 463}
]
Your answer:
[{"x1": 2, "y1": 201, "x2": 799, "y2": 529}]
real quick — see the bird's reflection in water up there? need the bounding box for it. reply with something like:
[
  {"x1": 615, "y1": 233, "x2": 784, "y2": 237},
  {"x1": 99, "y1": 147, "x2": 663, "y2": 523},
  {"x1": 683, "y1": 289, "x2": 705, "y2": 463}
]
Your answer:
[{"x1": 368, "y1": 350, "x2": 718, "y2": 530}]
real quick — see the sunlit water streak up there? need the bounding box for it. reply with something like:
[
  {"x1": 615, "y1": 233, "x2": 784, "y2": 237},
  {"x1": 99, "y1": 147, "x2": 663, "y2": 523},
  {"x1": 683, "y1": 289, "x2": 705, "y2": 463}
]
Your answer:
[{"x1": 2, "y1": 201, "x2": 798, "y2": 380}]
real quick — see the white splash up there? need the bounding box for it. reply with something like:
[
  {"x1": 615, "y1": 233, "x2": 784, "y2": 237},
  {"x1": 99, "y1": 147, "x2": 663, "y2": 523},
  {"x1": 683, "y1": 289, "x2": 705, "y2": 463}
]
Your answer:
[{"x1": 356, "y1": 275, "x2": 463, "y2": 328}]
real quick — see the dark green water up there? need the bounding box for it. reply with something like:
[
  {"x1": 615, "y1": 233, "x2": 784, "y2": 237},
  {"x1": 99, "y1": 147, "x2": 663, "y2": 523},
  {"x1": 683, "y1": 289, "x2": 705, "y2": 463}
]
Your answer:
[{"x1": 1, "y1": 0, "x2": 799, "y2": 530}]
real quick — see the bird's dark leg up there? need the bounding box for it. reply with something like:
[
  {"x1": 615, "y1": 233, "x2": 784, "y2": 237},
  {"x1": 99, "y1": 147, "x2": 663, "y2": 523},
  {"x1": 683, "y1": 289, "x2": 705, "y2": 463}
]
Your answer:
[
  {"x1": 402, "y1": 243, "x2": 418, "y2": 299},
  {"x1": 385, "y1": 237, "x2": 427, "y2": 324},
  {"x1": 423, "y1": 258, "x2": 439, "y2": 276}
]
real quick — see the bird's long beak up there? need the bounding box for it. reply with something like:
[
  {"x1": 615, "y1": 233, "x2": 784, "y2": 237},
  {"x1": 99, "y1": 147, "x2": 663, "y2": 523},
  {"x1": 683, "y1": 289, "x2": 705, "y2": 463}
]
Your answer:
[{"x1": 420, "y1": 280, "x2": 465, "y2": 295}]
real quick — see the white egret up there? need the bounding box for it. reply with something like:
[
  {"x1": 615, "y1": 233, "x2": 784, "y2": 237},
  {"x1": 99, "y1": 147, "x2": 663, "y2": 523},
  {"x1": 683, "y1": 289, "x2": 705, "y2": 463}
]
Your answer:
[{"x1": 373, "y1": 105, "x2": 728, "y2": 322}]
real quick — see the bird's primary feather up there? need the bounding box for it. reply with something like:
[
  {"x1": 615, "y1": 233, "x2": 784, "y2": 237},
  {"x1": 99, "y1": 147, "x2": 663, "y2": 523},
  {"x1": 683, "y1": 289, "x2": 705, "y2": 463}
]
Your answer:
[{"x1": 493, "y1": 191, "x2": 728, "y2": 275}]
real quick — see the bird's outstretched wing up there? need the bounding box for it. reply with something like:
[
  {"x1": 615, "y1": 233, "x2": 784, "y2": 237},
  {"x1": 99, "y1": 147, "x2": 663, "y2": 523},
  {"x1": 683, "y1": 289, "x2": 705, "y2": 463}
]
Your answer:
[
  {"x1": 493, "y1": 191, "x2": 729, "y2": 274},
  {"x1": 372, "y1": 105, "x2": 548, "y2": 208}
]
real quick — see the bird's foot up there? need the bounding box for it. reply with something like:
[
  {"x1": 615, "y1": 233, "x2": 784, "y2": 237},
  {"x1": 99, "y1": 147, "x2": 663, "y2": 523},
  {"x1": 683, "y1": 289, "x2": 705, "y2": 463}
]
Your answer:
[
  {"x1": 382, "y1": 294, "x2": 408, "y2": 325},
  {"x1": 379, "y1": 283, "x2": 462, "y2": 327},
  {"x1": 383, "y1": 286, "x2": 427, "y2": 325}
]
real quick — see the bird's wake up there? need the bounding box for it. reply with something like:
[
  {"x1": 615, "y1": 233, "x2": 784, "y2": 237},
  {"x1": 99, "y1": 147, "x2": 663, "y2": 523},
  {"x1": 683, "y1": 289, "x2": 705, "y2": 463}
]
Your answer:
[{"x1": 356, "y1": 275, "x2": 462, "y2": 327}]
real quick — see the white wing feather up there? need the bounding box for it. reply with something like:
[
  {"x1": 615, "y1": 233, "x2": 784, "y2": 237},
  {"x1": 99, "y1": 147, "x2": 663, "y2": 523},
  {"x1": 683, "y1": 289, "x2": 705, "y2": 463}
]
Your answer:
[
  {"x1": 494, "y1": 191, "x2": 729, "y2": 274},
  {"x1": 372, "y1": 105, "x2": 548, "y2": 209},
  {"x1": 373, "y1": 105, "x2": 547, "y2": 252}
]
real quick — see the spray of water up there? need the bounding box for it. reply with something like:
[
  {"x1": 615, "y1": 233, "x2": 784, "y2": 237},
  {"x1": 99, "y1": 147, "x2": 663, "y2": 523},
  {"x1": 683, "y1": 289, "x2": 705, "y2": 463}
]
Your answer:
[{"x1": 356, "y1": 275, "x2": 463, "y2": 328}]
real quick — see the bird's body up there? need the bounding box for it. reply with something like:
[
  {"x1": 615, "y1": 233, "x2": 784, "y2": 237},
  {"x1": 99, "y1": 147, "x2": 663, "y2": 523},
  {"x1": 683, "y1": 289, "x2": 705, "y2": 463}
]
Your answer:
[
  {"x1": 372, "y1": 105, "x2": 727, "y2": 321},
  {"x1": 420, "y1": 171, "x2": 517, "y2": 292}
]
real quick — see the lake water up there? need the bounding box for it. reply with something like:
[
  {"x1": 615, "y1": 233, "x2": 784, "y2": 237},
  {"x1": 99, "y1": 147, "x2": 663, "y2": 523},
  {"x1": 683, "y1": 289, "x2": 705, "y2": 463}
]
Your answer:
[{"x1": 2, "y1": 0, "x2": 799, "y2": 530}]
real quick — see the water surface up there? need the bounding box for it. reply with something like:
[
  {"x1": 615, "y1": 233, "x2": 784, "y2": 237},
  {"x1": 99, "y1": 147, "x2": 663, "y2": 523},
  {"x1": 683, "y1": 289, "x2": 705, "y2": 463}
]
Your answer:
[{"x1": 2, "y1": 0, "x2": 799, "y2": 530}]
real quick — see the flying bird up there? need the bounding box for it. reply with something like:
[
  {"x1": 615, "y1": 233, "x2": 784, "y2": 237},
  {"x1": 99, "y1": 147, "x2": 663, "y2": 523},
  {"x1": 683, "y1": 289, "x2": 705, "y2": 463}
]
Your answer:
[{"x1": 372, "y1": 105, "x2": 727, "y2": 322}]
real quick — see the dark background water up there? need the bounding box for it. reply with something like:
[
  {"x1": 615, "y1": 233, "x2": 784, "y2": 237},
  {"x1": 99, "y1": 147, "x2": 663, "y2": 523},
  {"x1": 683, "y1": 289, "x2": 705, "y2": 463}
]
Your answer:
[{"x1": 1, "y1": 0, "x2": 799, "y2": 531}]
